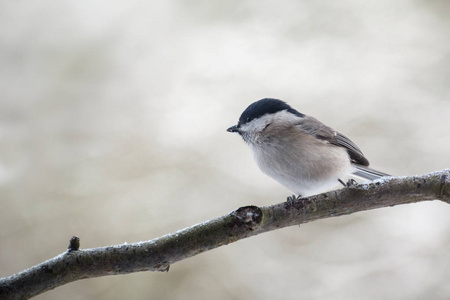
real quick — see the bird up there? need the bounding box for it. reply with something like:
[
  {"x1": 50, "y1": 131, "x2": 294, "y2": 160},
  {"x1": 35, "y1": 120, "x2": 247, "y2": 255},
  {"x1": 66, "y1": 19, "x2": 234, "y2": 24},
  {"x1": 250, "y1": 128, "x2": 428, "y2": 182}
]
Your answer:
[{"x1": 227, "y1": 98, "x2": 389, "y2": 197}]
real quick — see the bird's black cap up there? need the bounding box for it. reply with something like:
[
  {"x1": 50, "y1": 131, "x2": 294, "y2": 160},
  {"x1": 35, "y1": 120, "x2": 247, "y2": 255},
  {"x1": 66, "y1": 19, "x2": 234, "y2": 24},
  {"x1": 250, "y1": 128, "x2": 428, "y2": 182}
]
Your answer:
[{"x1": 237, "y1": 98, "x2": 304, "y2": 126}]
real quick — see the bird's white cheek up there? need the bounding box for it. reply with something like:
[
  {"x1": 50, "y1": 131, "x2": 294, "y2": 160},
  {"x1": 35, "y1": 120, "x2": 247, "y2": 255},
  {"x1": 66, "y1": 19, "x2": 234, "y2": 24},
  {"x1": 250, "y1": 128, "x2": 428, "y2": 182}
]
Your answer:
[{"x1": 241, "y1": 131, "x2": 256, "y2": 144}]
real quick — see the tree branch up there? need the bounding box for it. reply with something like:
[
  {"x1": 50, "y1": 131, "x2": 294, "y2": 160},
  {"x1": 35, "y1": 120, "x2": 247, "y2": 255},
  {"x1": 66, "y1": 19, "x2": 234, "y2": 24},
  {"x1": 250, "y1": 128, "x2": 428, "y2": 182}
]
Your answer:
[{"x1": 1, "y1": 169, "x2": 449, "y2": 300}]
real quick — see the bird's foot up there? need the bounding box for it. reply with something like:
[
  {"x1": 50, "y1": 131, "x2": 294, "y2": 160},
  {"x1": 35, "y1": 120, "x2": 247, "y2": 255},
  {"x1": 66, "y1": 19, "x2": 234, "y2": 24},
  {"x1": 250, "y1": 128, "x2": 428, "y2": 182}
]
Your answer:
[
  {"x1": 338, "y1": 178, "x2": 358, "y2": 187},
  {"x1": 286, "y1": 194, "x2": 300, "y2": 205}
]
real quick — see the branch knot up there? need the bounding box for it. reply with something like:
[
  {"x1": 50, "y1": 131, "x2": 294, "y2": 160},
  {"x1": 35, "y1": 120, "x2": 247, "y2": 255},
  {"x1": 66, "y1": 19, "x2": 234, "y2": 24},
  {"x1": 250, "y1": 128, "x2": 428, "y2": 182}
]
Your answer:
[
  {"x1": 67, "y1": 236, "x2": 80, "y2": 252},
  {"x1": 229, "y1": 206, "x2": 262, "y2": 230}
]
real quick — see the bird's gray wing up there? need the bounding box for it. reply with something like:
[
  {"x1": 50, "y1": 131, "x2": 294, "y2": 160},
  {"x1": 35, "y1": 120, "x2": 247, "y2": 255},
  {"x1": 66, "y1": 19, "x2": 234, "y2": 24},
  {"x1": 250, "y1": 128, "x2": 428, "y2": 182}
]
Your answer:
[{"x1": 297, "y1": 116, "x2": 370, "y2": 166}]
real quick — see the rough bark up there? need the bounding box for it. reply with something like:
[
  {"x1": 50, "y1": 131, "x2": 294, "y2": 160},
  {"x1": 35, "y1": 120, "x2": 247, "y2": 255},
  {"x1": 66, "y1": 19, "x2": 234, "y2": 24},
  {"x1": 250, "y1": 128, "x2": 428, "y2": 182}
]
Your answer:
[{"x1": 1, "y1": 169, "x2": 449, "y2": 300}]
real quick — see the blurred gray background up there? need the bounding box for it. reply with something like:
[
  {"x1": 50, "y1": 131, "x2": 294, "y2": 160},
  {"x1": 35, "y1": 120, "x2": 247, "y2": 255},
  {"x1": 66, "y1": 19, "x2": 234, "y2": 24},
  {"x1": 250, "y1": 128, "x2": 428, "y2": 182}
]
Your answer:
[{"x1": 1, "y1": 1, "x2": 450, "y2": 299}]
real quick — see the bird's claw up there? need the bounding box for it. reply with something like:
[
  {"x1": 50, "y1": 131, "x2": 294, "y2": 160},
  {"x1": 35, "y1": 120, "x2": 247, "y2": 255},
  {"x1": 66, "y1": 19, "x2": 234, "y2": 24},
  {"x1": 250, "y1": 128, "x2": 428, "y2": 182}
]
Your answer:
[
  {"x1": 338, "y1": 178, "x2": 358, "y2": 187},
  {"x1": 286, "y1": 194, "x2": 299, "y2": 205}
]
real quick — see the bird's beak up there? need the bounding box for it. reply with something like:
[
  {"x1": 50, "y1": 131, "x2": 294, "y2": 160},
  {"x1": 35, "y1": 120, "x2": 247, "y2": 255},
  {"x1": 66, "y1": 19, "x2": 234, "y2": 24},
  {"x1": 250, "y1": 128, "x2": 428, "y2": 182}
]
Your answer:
[{"x1": 227, "y1": 124, "x2": 239, "y2": 133}]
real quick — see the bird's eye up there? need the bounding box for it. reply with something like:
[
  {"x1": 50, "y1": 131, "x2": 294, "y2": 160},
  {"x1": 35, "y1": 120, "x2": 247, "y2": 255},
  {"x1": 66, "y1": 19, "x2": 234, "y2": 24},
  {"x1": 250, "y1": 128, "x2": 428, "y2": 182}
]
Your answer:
[{"x1": 263, "y1": 123, "x2": 271, "y2": 131}]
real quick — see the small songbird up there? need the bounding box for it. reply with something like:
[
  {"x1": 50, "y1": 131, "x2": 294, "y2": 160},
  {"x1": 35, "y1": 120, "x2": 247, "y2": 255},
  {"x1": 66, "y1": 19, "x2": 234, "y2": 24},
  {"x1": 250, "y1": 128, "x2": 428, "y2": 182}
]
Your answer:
[{"x1": 227, "y1": 98, "x2": 389, "y2": 197}]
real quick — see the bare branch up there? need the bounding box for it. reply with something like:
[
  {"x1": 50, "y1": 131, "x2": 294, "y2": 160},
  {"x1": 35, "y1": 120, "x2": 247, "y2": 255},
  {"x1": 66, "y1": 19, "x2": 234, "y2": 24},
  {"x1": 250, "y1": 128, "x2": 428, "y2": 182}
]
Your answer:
[{"x1": 1, "y1": 169, "x2": 449, "y2": 300}]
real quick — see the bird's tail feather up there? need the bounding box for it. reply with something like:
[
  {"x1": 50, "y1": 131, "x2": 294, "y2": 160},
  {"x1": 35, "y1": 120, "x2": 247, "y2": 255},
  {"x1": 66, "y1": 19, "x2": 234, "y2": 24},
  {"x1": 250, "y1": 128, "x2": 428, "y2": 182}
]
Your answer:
[{"x1": 352, "y1": 165, "x2": 390, "y2": 181}]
